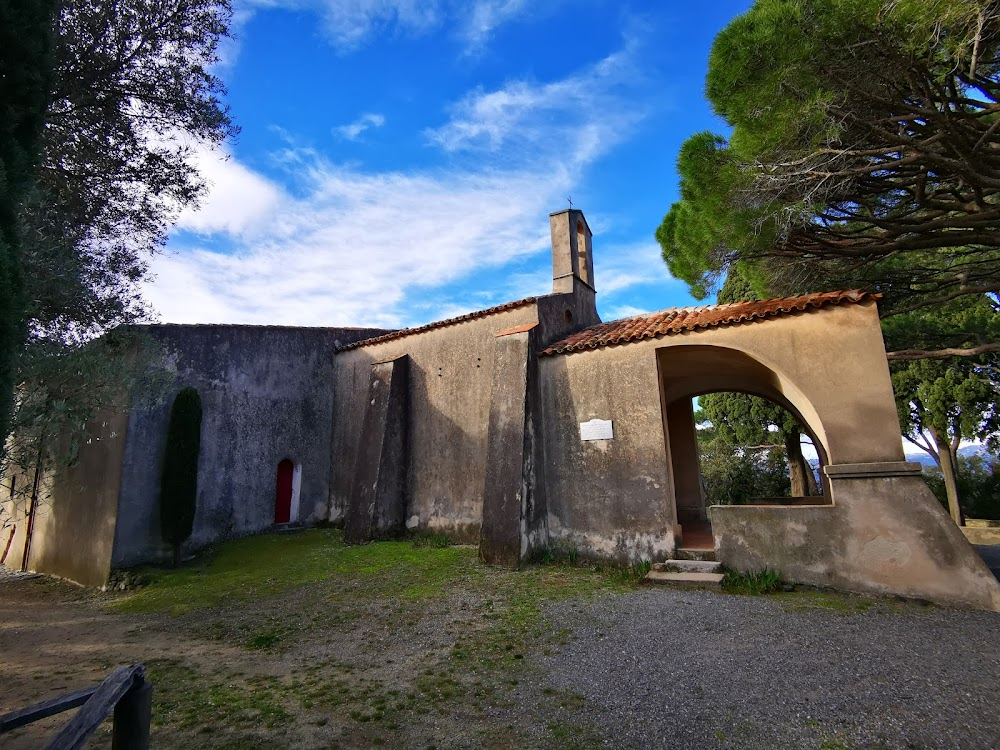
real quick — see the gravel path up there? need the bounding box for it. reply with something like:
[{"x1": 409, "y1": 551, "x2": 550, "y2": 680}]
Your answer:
[{"x1": 540, "y1": 589, "x2": 1000, "y2": 750}]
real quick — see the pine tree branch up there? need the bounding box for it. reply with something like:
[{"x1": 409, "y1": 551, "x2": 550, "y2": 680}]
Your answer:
[{"x1": 886, "y1": 343, "x2": 1000, "y2": 360}]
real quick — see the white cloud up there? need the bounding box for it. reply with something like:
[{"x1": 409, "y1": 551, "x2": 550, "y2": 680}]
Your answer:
[
  {"x1": 603, "y1": 304, "x2": 647, "y2": 321},
  {"x1": 335, "y1": 112, "x2": 386, "y2": 140},
  {"x1": 595, "y1": 241, "x2": 680, "y2": 296},
  {"x1": 241, "y1": 0, "x2": 543, "y2": 53},
  {"x1": 151, "y1": 41, "x2": 651, "y2": 328},
  {"x1": 313, "y1": 0, "x2": 441, "y2": 50},
  {"x1": 151, "y1": 156, "x2": 565, "y2": 327},
  {"x1": 460, "y1": 0, "x2": 529, "y2": 50},
  {"x1": 425, "y1": 43, "x2": 643, "y2": 166},
  {"x1": 175, "y1": 145, "x2": 286, "y2": 237},
  {"x1": 242, "y1": 0, "x2": 441, "y2": 52}
]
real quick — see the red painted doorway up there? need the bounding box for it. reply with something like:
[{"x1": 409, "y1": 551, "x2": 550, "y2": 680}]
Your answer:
[{"x1": 275, "y1": 459, "x2": 294, "y2": 524}]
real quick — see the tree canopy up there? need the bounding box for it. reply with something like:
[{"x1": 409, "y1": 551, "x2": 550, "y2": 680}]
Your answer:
[
  {"x1": 892, "y1": 349, "x2": 1000, "y2": 523},
  {"x1": 0, "y1": 0, "x2": 56, "y2": 447},
  {"x1": 3, "y1": 0, "x2": 235, "y2": 473},
  {"x1": 25, "y1": 0, "x2": 237, "y2": 346},
  {"x1": 657, "y1": 0, "x2": 1000, "y2": 344}
]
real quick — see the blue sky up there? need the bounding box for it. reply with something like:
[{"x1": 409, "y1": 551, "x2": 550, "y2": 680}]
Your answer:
[{"x1": 146, "y1": 0, "x2": 756, "y2": 328}]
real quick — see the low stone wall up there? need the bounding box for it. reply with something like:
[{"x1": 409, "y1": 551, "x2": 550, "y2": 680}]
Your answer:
[
  {"x1": 962, "y1": 524, "x2": 1000, "y2": 546},
  {"x1": 712, "y1": 463, "x2": 1000, "y2": 612}
]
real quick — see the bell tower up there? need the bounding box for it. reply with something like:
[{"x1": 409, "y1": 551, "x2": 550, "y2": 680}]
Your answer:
[{"x1": 549, "y1": 209, "x2": 595, "y2": 295}]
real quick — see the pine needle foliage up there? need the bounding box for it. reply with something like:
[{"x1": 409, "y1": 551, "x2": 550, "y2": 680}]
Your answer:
[{"x1": 658, "y1": 0, "x2": 1000, "y2": 336}]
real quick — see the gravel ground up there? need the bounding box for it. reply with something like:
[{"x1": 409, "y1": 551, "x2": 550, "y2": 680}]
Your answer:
[{"x1": 539, "y1": 588, "x2": 1000, "y2": 750}]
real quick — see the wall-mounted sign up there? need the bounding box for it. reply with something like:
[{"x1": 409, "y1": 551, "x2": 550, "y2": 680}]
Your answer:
[{"x1": 580, "y1": 419, "x2": 614, "y2": 441}]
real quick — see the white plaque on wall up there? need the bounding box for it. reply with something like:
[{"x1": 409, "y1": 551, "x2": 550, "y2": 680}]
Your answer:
[{"x1": 579, "y1": 419, "x2": 614, "y2": 441}]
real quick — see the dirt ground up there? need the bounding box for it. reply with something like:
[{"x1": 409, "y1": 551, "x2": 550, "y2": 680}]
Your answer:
[
  {"x1": 4, "y1": 539, "x2": 999, "y2": 749},
  {"x1": 0, "y1": 540, "x2": 605, "y2": 750},
  {"x1": 0, "y1": 574, "x2": 252, "y2": 747}
]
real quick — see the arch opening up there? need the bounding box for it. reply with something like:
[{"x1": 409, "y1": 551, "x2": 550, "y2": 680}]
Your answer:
[
  {"x1": 692, "y1": 392, "x2": 826, "y2": 505},
  {"x1": 576, "y1": 220, "x2": 590, "y2": 286},
  {"x1": 657, "y1": 345, "x2": 831, "y2": 550},
  {"x1": 274, "y1": 458, "x2": 302, "y2": 525}
]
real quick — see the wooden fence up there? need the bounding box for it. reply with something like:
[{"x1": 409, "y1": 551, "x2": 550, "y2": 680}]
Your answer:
[{"x1": 0, "y1": 664, "x2": 151, "y2": 749}]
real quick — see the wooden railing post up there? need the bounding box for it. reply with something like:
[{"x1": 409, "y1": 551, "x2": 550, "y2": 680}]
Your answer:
[
  {"x1": 111, "y1": 678, "x2": 152, "y2": 750},
  {"x1": 0, "y1": 664, "x2": 153, "y2": 748}
]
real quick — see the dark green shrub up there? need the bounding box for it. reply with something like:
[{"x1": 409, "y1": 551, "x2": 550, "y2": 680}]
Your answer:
[
  {"x1": 159, "y1": 386, "x2": 202, "y2": 564},
  {"x1": 721, "y1": 567, "x2": 782, "y2": 595}
]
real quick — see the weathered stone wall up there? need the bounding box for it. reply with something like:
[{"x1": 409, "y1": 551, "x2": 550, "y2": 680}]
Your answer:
[
  {"x1": 538, "y1": 343, "x2": 676, "y2": 563},
  {"x1": 712, "y1": 467, "x2": 1000, "y2": 611},
  {"x1": 2, "y1": 412, "x2": 128, "y2": 586},
  {"x1": 112, "y1": 325, "x2": 385, "y2": 568},
  {"x1": 539, "y1": 300, "x2": 1000, "y2": 610},
  {"x1": 331, "y1": 306, "x2": 546, "y2": 541}
]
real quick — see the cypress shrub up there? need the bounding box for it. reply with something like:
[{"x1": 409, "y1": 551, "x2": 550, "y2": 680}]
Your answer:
[{"x1": 159, "y1": 386, "x2": 202, "y2": 564}]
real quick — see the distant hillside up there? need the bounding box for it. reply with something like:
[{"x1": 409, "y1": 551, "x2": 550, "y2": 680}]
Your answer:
[
  {"x1": 905, "y1": 444, "x2": 993, "y2": 469},
  {"x1": 807, "y1": 444, "x2": 994, "y2": 471}
]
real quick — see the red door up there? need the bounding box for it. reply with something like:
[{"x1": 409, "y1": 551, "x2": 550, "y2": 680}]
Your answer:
[{"x1": 275, "y1": 459, "x2": 293, "y2": 524}]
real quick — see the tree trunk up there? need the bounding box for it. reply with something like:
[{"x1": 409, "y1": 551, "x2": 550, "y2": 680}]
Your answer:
[
  {"x1": 20, "y1": 441, "x2": 44, "y2": 572},
  {"x1": 930, "y1": 426, "x2": 963, "y2": 525},
  {"x1": 783, "y1": 429, "x2": 814, "y2": 497}
]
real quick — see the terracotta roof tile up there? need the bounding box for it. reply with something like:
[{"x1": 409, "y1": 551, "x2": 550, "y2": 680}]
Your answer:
[
  {"x1": 337, "y1": 297, "x2": 537, "y2": 352},
  {"x1": 541, "y1": 290, "x2": 878, "y2": 356},
  {"x1": 496, "y1": 322, "x2": 537, "y2": 337}
]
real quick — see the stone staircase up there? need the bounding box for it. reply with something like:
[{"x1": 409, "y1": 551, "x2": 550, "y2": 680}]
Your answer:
[
  {"x1": 645, "y1": 521, "x2": 723, "y2": 587},
  {"x1": 645, "y1": 558, "x2": 723, "y2": 587}
]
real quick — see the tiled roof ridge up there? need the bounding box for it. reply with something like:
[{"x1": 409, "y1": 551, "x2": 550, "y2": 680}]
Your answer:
[
  {"x1": 337, "y1": 296, "x2": 538, "y2": 352},
  {"x1": 541, "y1": 290, "x2": 879, "y2": 356}
]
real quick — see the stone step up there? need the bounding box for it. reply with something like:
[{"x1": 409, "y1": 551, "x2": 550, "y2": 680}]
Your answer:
[
  {"x1": 673, "y1": 547, "x2": 718, "y2": 562},
  {"x1": 645, "y1": 570, "x2": 724, "y2": 586},
  {"x1": 651, "y1": 560, "x2": 721, "y2": 574}
]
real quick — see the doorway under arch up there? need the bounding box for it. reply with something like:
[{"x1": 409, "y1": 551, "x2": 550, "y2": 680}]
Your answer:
[{"x1": 274, "y1": 459, "x2": 302, "y2": 525}]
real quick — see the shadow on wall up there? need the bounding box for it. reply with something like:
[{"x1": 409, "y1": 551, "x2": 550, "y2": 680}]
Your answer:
[{"x1": 332, "y1": 358, "x2": 495, "y2": 543}]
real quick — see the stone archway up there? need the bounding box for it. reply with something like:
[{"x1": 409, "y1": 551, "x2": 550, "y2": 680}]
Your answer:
[{"x1": 657, "y1": 345, "x2": 832, "y2": 550}]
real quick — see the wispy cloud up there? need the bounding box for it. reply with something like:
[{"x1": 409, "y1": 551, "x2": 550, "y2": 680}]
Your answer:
[
  {"x1": 459, "y1": 0, "x2": 529, "y2": 50},
  {"x1": 150, "y1": 41, "x2": 654, "y2": 328},
  {"x1": 425, "y1": 42, "x2": 644, "y2": 165},
  {"x1": 595, "y1": 241, "x2": 678, "y2": 297},
  {"x1": 312, "y1": 0, "x2": 441, "y2": 51},
  {"x1": 150, "y1": 159, "x2": 560, "y2": 327},
  {"x1": 335, "y1": 112, "x2": 386, "y2": 140},
  {"x1": 241, "y1": 0, "x2": 543, "y2": 53},
  {"x1": 176, "y1": 144, "x2": 287, "y2": 237},
  {"x1": 603, "y1": 304, "x2": 647, "y2": 321}
]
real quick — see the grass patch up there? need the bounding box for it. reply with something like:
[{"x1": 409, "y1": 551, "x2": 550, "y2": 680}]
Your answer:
[
  {"x1": 720, "y1": 567, "x2": 781, "y2": 595},
  {"x1": 110, "y1": 528, "x2": 477, "y2": 614},
  {"x1": 409, "y1": 531, "x2": 451, "y2": 548},
  {"x1": 778, "y1": 589, "x2": 879, "y2": 615},
  {"x1": 146, "y1": 658, "x2": 291, "y2": 745}
]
